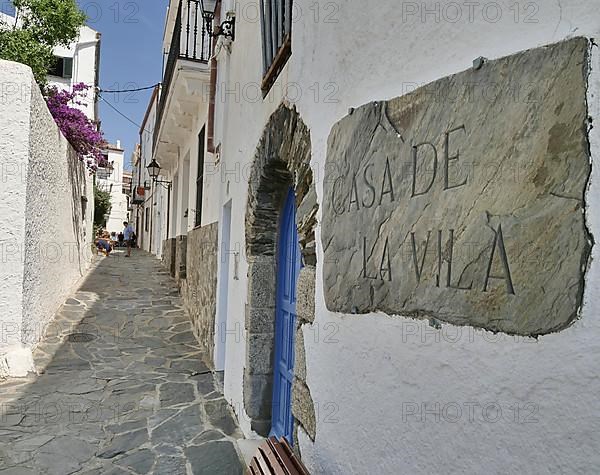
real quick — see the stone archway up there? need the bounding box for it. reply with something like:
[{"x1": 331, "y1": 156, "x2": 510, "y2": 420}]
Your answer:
[{"x1": 244, "y1": 104, "x2": 318, "y2": 441}]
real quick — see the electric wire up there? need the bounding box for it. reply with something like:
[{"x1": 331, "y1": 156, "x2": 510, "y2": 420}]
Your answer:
[
  {"x1": 97, "y1": 93, "x2": 151, "y2": 134},
  {"x1": 98, "y1": 83, "x2": 160, "y2": 93}
]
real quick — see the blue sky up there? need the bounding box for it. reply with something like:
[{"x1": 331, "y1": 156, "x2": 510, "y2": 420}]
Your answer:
[{"x1": 77, "y1": 0, "x2": 169, "y2": 169}]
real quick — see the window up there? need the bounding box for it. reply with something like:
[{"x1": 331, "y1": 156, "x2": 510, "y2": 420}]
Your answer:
[
  {"x1": 48, "y1": 56, "x2": 73, "y2": 79},
  {"x1": 145, "y1": 207, "x2": 150, "y2": 232},
  {"x1": 195, "y1": 127, "x2": 205, "y2": 227},
  {"x1": 81, "y1": 197, "x2": 87, "y2": 222},
  {"x1": 260, "y1": 0, "x2": 292, "y2": 94}
]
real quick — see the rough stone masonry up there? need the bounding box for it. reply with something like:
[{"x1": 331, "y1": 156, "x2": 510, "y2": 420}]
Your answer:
[{"x1": 322, "y1": 37, "x2": 592, "y2": 336}]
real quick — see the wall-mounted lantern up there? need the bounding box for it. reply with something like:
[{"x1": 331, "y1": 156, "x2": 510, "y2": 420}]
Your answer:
[{"x1": 201, "y1": 0, "x2": 235, "y2": 41}]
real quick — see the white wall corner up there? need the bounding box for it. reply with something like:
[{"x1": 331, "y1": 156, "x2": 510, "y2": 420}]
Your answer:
[{"x1": 0, "y1": 344, "x2": 35, "y2": 378}]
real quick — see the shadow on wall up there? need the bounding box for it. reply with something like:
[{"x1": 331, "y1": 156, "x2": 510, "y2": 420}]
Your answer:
[{"x1": 67, "y1": 149, "x2": 87, "y2": 274}]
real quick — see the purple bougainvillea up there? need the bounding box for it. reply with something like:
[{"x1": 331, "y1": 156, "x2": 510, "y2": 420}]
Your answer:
[{"x1": 44, "y1": 83, "x2": 105, "y2": 172}]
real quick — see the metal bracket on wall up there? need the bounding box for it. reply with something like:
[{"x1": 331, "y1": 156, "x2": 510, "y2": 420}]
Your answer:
[
  {"x1": 212, "y1": 12, "x2": 235, "y2": 41},
  {"x1": 233, "y1": 251, "x2": 239, "y2": 280}
]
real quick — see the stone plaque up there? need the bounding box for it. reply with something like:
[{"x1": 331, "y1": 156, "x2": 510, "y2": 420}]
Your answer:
[{"x1": 322, "y1": 38, "x2": 592, "y2": 336}]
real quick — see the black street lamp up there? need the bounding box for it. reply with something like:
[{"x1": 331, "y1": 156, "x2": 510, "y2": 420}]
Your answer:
[
  {"x1": 201, "y1": 0, "x2": 235, "y2": 40},
  {"x1": 146, "y1": 159, "x2": 172, "y2": 188},
  {"x1": 146, "y1": 158, "x2": 162, "y2": 180},
  {"x1": 200, "y1": 0, "x2": 217, "y2": 14}
]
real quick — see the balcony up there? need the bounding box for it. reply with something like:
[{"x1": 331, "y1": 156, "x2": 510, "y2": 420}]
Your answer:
[{"x1": 154, "y1": 0, "x2": 213, "y2": 167}]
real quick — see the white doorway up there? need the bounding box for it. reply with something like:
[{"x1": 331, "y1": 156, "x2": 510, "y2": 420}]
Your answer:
[{"x1": 214, "y1": 199, "x2": 232, "y2": 371}]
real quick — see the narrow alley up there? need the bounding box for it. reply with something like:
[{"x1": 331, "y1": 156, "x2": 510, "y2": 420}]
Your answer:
[
  {"x1": 2, "y1": 0, "x2": 600, "y2": 472},
  {"x1": 0, "y1": 251, "x2": 245, "y2": 474}
]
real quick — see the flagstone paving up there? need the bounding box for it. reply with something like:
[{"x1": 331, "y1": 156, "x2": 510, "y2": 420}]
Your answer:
[{"x1": 0, "y1": 250, "x2": 246, "y2": 475}]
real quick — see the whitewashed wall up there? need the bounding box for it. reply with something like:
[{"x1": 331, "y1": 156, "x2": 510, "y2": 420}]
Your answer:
[
  {"x1": 208, "y1": 0, "x2": 600, "y2": 473},
  {"x1": 0, "y1": 60, "x2": 94, "y2": 378},
  {"x1": 1, "y1": 11, "x2": 99, "y2": 121},
  {"x1": 48, "y1": 26, "x2": 99, "y2": 121},
  {"x1": 139, "y1": 98, "x2": 158, "y2": 254},
  {"x1": 167, "y1": 107, "x2": 215, "y2": 233},
  {"x1": 97, "y1": 145, "x2": 129, "y2": 235}
]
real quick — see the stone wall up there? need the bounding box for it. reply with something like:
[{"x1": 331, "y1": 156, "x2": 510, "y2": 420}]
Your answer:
[
  {"x1": 244, "y1": 105, "x2": 318, "y2": 440},
  {"x1": 180, "y1": 223, "x2": 218, "y2": 364},
  {"x1": 0, "y1": 60, "x2": 94, "y2": 377},
  {"x1": 177, "y1": 0, "x2": 600, "y2": 470},
  {"x1": 321, "y1": 38, "x2": 591, "y2": 337},
  {"x1": 162, "y1": 238, "x2": 176, "y2": 277},
  {"x1": 175, "y1": 235, "x2": 188, "y2": 282}
]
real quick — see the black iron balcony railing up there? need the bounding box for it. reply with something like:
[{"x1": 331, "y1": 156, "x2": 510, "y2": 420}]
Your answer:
[{"x1": 154, "y1": 0, "x2": 213, "y2": 150}]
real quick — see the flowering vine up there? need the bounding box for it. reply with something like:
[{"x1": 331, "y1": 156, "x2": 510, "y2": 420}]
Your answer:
[{"x1": 44, "y1": 83, "x2": 106, "y2": 172}]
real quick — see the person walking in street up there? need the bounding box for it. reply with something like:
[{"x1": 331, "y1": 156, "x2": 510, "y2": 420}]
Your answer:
[{"x1": 123, "y1": 221, "x2": 135, "y2": 257}]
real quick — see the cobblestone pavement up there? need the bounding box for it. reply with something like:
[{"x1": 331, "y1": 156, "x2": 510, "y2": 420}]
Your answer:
[{"x1": 0, "y1": 251, "x2": 245, "y2": 474}]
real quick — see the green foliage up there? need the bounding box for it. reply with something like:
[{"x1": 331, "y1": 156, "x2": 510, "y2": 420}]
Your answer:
[
  {"x1": 0, "y1": 0, "x2": 86, "y2": 84},
  {"x1": 94, "y1": 183, "x2": 112, "y2": 229},
  {"x1": 0, "y1": 28, "x2": 53, "y2": 82},
  {"x1": 13, "y1": 0, "x2": 86, "y2": 46}
]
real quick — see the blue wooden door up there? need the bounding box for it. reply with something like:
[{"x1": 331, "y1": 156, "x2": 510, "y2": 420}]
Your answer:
[{"x1": 271, "y1": 188, "x2": 302, "y2": 443}]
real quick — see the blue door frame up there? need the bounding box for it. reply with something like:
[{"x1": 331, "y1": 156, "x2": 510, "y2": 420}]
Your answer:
[{"x1": 270, "y1": 188, "x2": 302, "y2": 443}]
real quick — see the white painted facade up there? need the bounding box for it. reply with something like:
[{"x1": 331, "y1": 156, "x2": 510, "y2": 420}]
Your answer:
[
  {"x1": 132, "y1": 86, "x2": 170, "y2": 256},
  {"x1": 146, "y1": 1, "x2": 600, "y2": 472},
  {"x1": 96, "y1": 142, "x2": 130, "y2": 235},
  {"x1": 0, "y1": 11, "x2": 13, "y2": 26},
  {"x1": 0, "y1": 60, "x2": 94, "y2": 378},
  {"x1": 0, "y1": 12, "x2": 100, "y2": 121},
  {"x1": 47, "y1": 25, "x2": 100, "y2": 122},
  {"x1": 156, "y1": 0, "x2": 215, "y2": 230}
]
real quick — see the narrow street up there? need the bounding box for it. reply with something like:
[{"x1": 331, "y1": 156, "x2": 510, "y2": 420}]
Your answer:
[{"x1": 0, "y1": 251, "x2": 245, "y2": 475}]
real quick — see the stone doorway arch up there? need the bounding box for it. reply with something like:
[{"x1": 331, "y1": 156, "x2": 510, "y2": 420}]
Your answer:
[{"x1": 243, "y1": 104, "x2": 318, "y2": 442}]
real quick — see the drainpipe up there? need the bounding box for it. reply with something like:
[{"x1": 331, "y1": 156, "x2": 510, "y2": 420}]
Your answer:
[
  {"x1": 206, "y1": 0, "x2": 221, "y2": 154},
  {"x1": 149, "y1": 182, "x2": 154, "y2": 254},
  {"x1": 72, "y1": 35, "x2": 101, "y2": 121},
  {"x1": 166, "y1": 184, "x2": 171, "y2": 240},
  {"x1": 93, "y1": 33, "x2": 101, "y2": 122}
]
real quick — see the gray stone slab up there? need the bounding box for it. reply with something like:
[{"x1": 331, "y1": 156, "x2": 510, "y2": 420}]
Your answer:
[
  {"x1": 169, "y1": 358, "x2": 209, "y2": 374},
  {"x1": 169, "y1": 331, "x2": 197, "y2": 344},
  {"x1": 159, "y1": 382, "x2": 195, "y2": 407},
  {"x1": 151, "y1": 404, "x2": 204, "y2": 446},
  {"x1": 153, "y1": 456, "x2": 186, "y2": 474},
  {"x1": 190, "y1": 429, "x2": 224, "y2": 445},
  {"x1": 105, "y1": 418, "x2": 147, "y2": 435},
  {"x1": 33, "y1": 452, "x2": 81, "y2": 475},
  {"x1": 204, "y1": 398, "x2": 239, "y2": 436},
  {"x1": 185, "y1": 441, "x2": 243, "y2": 475},
  {"x1": 0, "y1": 250, "x2": 243, "y2": 473},
  {"x1": 39, "y1": 435, "x2": 95, "y2": 463},
  {"x1": 97, "y1": 429, "x2": 148, "y2": 459},
  {"x1": 321, "y1": 37, "x2": 592, "y2": 336},
  {"x1": 115, "y1": 449, "x2": 154, "y2": 474},
  {"x1": 148, "y1": 409, "x2": 177, "y2": 430},
  {"x1": 10, "y1": 434, "x2": 54, "y2": 451},
  {"x1": 190, "y1": 373, "x2": 216, "y2": 396},
  {"x1": 153, "y1": 444, "x2": 183, "y2": 456}
]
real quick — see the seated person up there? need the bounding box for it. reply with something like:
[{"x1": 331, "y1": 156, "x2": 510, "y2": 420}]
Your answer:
[{"x1": 95, "y1": 232, "x2": 113, "y2": 257}]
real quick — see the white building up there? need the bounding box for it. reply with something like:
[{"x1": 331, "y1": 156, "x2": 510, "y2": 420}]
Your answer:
[
  {"x1": 0, "y1": 60, "x2": 95, "y2": 377},
  {"x1": 142, "y1": 1, "x2": 600, "y2": 473},
  {"x1": 96, "y1": 141, "x2": 130, "y2": 235},
  {"x1": 132, "y1": 85, "x2": 169, "y2": 256},
  {"x1": 0, "y1": 11, "x2": 100, "y2": 121},
  {"x1": 47, "y1": 25, "x2": 100, "y2": 122}
]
